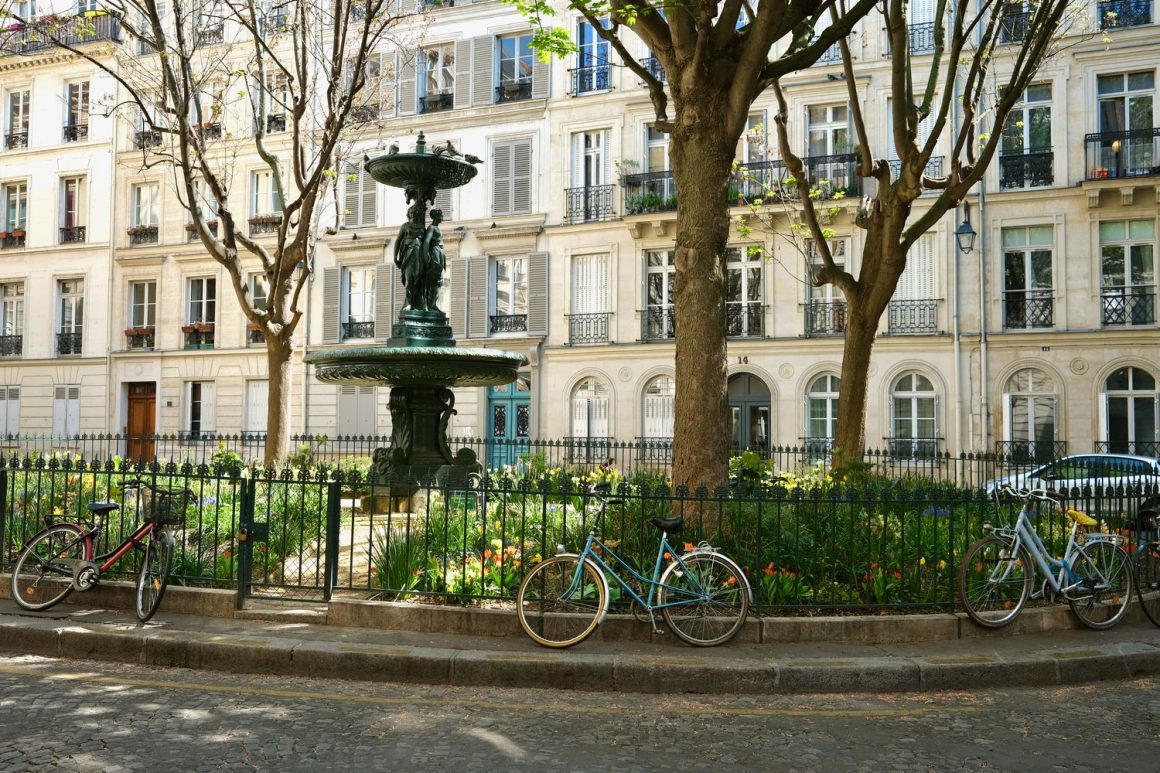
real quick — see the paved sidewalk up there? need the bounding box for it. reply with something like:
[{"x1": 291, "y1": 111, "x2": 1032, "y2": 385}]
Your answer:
[{"x1": 2, "y1": 598, "x2": 1159, "y2": 694}]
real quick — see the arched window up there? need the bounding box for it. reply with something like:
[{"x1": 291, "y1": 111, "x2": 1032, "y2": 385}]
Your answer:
[
  {"x1": 806, "y1": 373, "x2": 840, "y2": 457},
  {"x1": 1004, "y1": 368, "x2": 1058, "y2": 463},
  {"x1": 891, "y1": 373, "x2": 937, "y2": 459},
  {"x1": 641, "y1": 376, "x2": 675, "y2": 439},
  {"x1": 570, "y1": 377, "x2": 609, "y2": 440},
  {"x1": 1102, "y1": 366, "x2": 1159, "y2": 456}
]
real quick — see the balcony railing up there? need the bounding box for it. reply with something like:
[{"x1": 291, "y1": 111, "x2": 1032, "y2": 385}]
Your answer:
[
  {"x1": 247, "y1": 325, "x2": 265, "y2": 346},
  {"x1": 62, "y1": 123, "x2": 88, "y2": 142},
  {"x1": 886, "y1": 156, "x2": 944, "y2": 194},
  {"x1": 490, "y1": 314, "x2": 528, "y2": 334},
  {"x1": 815, "y1": 41, "x2": 841, "y2": 65},
  {"x1": 341, "y1": 320, "x2": 375, "y2": 340},
  {"x1": 639, "y1": 56, "x2": 667, "y2": 84},
  {"x1": 128, "y1": 225, "x2": 159, "y2": 245},
  {"x1": 0, "y1": 13, "x2": 121, "y2": 57},
  {"x1": 0, "y1": 334, "x2": 22, "y2": 357},
  {"x1": 1095, "y1": 439, "x2": 1160, "y2": 456},
  {"x1": 0, "y1": 233, "x2": 26, "y2": 249},
  {"x1": 999, "y1": 8, "x2": 1030, "y2": 44},
  {"x1": 1101, "y1": 286, "x2": 1156, "y2": 326},
  {"x1": 261, "y1": 13, "x2": 289, "y2": 35},
  {"x1": 888, "y1": 437, "x2": 942, "y2": 461},
  {"x1": 567, "y1": 312, "x2": 610, "y2": 344},
  {"x1": 1084, "y1": 128, "x2": 1160, "y2": 180},
  {"x1": 248, "y1": 215, "x2": 281, "y2": 236},
  {"x1": 196, "y1": 122, "x2": 223, "y2": 140},
  {"x1": 186, "y1": 221, "x2": 219, "y2": 242},
  {"x1": 643, "y1": 307, "x2": 675, "y2": 340},
  {"x1": 884, "y1": 21, "x2": 937, "y2": 55},
  {"x1": 418, "y1": 92, "x2": 453, "y2": 114},
  {"x1": 4, "y1": 131, "x2": 27, "y2": 150},
  {"x1": 265, "y1": 113, "x2": 287, "y2": 133},
  {"x1": 1004, "y1": 291, "x2": 1055, "y2": 329},
  {"x1": 570, "y1": 64, "x2": 610, "y2": 94},
  {"x1": 994, "y1": 440, "x2": 1067, "y2": 466},
  {"x1": 887, "y1": 299, "x2": 938, "y2": 334},
  {"x1": 1098, "y1": 0, "x2": 1152, "y2": 29},
  {"x1": 805, "y1": 299, "x2": 846, "y2": 336},
  {"x1": 806, "y1": 153, "x2": 861, "y2": 197},
  {"x1": 563, "y1": 437, "x2": 615, "y2": 464},
  {"x1": 183, "y1": 326, "x2": 215, "y2": 350},
  {"x1": 999, "y1": 150, "x2": 1054, "y2": 189},
  {"x1": 349, "y1": 103, "x2": 381, "y2": 123},
  {"x1": 623, "y1": 171, "x2": 678, "y2": 214},
  {"x1": 726, "y1": 301, "x2": 764, "y2": 338},
  {"x1": 634, "y1": 437, "x2": 673, "y2": 463},
  {"x1": 56, "y1": 332, "x2": 83, "y2": 356},
  {"x1": 496, "y1": 80, "x2": 533, "y2": 103},
  {"x1": 564, "y1": 184, "x2": 615, "y2": 223},
  {"x1": 59, "y1": 225, "x2": 86, "y2": 244},
  {"x1": 134, "y1": 129, "x2": 163, "y2": 149},
  {"x1": 125, "y1": 327, "x2": 155, "y2": 350},
  {"x1": 197, "y1": 23, "x2": 225, "y2": 47}
]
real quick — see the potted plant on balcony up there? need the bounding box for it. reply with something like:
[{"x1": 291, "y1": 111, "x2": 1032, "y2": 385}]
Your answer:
[
  {"x1": 0, "y1": 231, "x2": 9, "y2": 239},
  {"x1": 127, "y1": 224, "x2": 155, "y2": 237},
  {"x1": 125, "y1": 326, "x2": 153, "y2": 336},
  {"x1": 10, "y1": 228, "x2": 25, "y2": 240}
]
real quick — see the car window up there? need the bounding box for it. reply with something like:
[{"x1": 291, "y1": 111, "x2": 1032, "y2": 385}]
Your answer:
[{"x1": 1053, "y1": 458, "x2": 1092, "y2": 481}]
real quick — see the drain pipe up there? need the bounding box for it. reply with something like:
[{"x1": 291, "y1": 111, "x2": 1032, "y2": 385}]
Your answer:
[
  {"x1": 977, "y1": 186, "x2": 990, "y2": 453},
  {"x1": 950, "y1": 28, "x2": 964, "y2": 454}
]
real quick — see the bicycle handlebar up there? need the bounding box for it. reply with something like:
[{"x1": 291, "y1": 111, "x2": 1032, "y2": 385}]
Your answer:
[{"x1": 994, "y1": 484, "x2": 1063, "y2": 502}]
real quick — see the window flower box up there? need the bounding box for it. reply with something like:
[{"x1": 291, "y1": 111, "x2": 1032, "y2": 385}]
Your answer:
[
  {"x1": 125, "y1": 326, "x2": 154, "y2": 337},
  {"x1": 10, "y1": 228, "x2": 25, "y2": 238},
  {"x1": 181, "y1": 322, "x2": 215, "y2": 334}
]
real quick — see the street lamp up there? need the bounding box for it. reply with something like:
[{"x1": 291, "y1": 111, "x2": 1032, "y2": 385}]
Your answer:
[{"x1": 955, "y1": 205, "x2": 977, "y2": 254}]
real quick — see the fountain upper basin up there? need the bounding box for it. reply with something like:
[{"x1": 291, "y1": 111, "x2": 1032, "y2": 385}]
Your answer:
[{"x1": 306, "y1": 346, "x2": 528, "y2": 388}]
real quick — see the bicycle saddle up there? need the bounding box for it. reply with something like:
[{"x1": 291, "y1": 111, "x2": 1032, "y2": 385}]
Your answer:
[
  {"x1": 649, "y1": 516, "x2": 683, "y2": 534},
  {"x1": 1065, "y1": 508, "x2": 1097, "y2": 527},
  {"x1": 87, "y1": 502, "x2": 119, "y2": 517}
]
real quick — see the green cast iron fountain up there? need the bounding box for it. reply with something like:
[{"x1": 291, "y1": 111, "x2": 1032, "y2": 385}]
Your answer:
[{"x1": 306, "y1": 133, "x2": 527, "y2": 492}]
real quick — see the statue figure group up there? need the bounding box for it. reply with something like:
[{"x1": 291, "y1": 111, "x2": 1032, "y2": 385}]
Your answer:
[{"x1": 394, "y1": 196, "x2": 445, "y2": 313}]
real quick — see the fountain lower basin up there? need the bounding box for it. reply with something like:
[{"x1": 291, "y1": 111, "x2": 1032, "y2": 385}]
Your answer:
[{"x1": 307, "y1": 346, "x2": 527, "y2": 388}]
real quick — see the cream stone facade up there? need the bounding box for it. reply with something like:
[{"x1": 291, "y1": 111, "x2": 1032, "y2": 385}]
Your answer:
[{"x1": 3, "y1": 2, "x2": 1158, "y2": 463}]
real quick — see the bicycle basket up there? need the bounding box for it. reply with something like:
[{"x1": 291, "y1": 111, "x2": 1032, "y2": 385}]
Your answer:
[{"x1": 139, "y1": 487, "x2": 191, "y2": 526}]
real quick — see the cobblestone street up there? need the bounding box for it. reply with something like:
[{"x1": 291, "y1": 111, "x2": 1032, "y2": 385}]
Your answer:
[{"x1": 0, "y1": 654, "x2": 1156, "y2": 771}]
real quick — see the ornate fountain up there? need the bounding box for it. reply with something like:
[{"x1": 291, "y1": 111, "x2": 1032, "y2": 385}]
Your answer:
[{"x1": 306, "y1": 133, "x2": 527, "y2": 494}]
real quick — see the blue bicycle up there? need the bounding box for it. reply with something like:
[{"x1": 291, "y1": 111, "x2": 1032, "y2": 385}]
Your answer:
[{"x1": 516, "y1": 486, "x2": 751, "y2": 648}]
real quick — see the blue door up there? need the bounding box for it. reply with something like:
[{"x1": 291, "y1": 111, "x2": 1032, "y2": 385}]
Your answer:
[{"x1": 487, "y1": 373, "x2": 531, "y2": 469}]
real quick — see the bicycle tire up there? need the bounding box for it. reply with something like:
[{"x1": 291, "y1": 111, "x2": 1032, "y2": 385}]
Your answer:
[
  {"x1": 1067, "y1": 540, "x2": 1132, "y2": 630},
  {"x1": 136, "y1": 528, "x2": 175, "y2": 623},
  {"x1": 516, "y1": 555, "x2": 606, "y2": 648},
  {"x1": 658, "y1": 552, "x2": 749, "y2": 646},
  {"x1": 9, "y1": 524, "x2": 88, "y2": 611},
  {"x1": 958, "y1": 535, "x2": 1032, "y2": 628},
  {"x1": 1135, "y1": 541, "x2": 1160, "y2": 628}
]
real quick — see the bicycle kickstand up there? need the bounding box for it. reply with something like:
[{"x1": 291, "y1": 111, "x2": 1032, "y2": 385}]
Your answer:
[{"x1": 647, "y1": 609, "x2": 665, "y2": 636}]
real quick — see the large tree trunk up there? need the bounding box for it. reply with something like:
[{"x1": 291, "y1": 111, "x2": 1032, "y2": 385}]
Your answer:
[
  {"x1": 263, "y1": 334, "x2": 294, "y2": 466},
  {"x1": 669, "y1": 129, "x2": 735, "y2": 493}
]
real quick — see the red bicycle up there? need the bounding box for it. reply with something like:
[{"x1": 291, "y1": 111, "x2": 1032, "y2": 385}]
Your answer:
[{"x1": 9, "y1": 478, "x2": 193, "y2": 622}]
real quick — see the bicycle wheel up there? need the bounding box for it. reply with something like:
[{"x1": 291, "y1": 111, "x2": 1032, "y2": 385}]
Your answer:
[
  {"x1": 658, "y1": 552, "x2": 749, "y2": 646},
  {"x1": 136, "y1": 528, "x2": 175, "y2": 623},
  {"x1": 9, "y1": 524, "x2": 88, "y2": 611},
  {"x1": 958, "y1": 535, "x2": 1032, "y2": 628},
  {"x1": 1136, "y1": 542, "x2": 1160, "y2": 628},
  {"x1": 1067, "y1": 540, "x2": 1132, "y2": 630},
  {"x1": 516, "y1": 555, "x2": 606, "y2": 648}
]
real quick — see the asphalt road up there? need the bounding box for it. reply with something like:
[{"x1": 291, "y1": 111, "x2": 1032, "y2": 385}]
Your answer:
[{"x1": 0, "y1": 654, "x2": 1156, "y2": 772}]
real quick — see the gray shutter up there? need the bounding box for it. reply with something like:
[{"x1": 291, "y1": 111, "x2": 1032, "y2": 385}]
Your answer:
[
  {"x1": 531, "y1": 35, "x2": 550, "y2": 99},
  {"x1": 468, "y1": 255, "x2": 489, "y2": 338},
  {"x1": 391, "y1": 261, "x2": 406, "y2": 320},
  {"x1": 526, "y1": 251, "x2": 549, "y2": 335},
  {"x1": 454, "y1": 39, "x2": 473, "y2": 108},
  {"x1": 360, "y1": 164, "x2": 378, "y2": 227},
  {"x1": 472, "y1": 36, "x2": 494, "y2": 105},
  {"x1": 434, "y1": 186, "x2": 453, "y2": 220},
  {"x1": 322, "y1": 267, "x2": 341, "y2": 343},
  {"x1": 337, "y1": 386, "x2": 357, "y2": 436},
  {"x1": 399, "y1": 0, "x2": 419, "y2": 11},
  {"x1": 397, "y1": 50, "x2": 417, "y2": 116},
  {"x1": 450, "y1": 256, "x2": 468, "y2": 337},
  {"x1": 375, "y1": 263, "x2": 395, "y2": 342},
  {"x1": 512, "y1": 138, "x2": 532, "y2": 215},
  {"x1": 342, "y1": 161, "x2": 360, "y2": 228},
  {"x1": 492, "y1": 141, "x2": 512, "y2": 216}
]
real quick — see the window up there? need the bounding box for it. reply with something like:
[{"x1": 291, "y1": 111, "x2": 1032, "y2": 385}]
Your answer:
[
  {"x1": 186, "y1": 381, "x2": 215, "y2": 438},
  {"x1": 806, "y1": 240, "x2": 847, "y2": 336},
  {"x1": 421, "y1": 44, "x2": 454, "y2": 112},
  {"x1": 571, "y1": 377, "x2": 609, "y2": 439},
  {"x1": 807, "y1": 104, "x2": 849, "y2": 157},
  {"x1": 492, "y1": 256, "x2": 527, "y2": 332},
  {"x1": 492, "y1": 139, "x2": 532, "y2": 216},
  {"x1": 1, "y1": 283, "x2": 23, "y2": 357},
  {"x1": 52, "y1": 385, "x2": 79, "y2": 436},
  {"x1": 891, "y1": 373, "x2": 938, "y2": 458},
  {"x1": 566, "y1": 130, "x2": 611, "y2": 222},
  {"x1": 248, "y1": 273, "x2": 268, "y2": 343},
  {"x1": 1099, "y1": 0, "x2": 1153, "y2": 30},
  {"x1": 245, "y1": 380, "x2": 267, "y2": 434},
  {"x1": 646, "y1": 124, "x2": 669, "y2": 174},
  {"x1": 890, "y1": 234, "x2": 937, "y2": 333},
  {"x1": 1094, "y1": 71, "x2": 1155, "y2": 179},
  {"x1": 342, "y1": 160, "x2": 378, "y2": 228},
  {"x1": 1100, "y1": 219, "x2": 1156, "y2": 326},
  {"x1": 65, "y1": 81, "x2": 89, "y2": 138},
  {"x1": 3, "y1": 182, "x2": 27, "y2": 233},
  {"x1": 726, "y1": 245, "x2": 763, "y2": 337},
  {"x1": 1004, "y1": 368, "x2": 1058, "y2": 463},
  {"x1": 574, "y1": 20, "x2": 610, "y2": 94},
  {"x1": 499, "y1": 33, "x2": 534, "y2": 88},
  {"x1": 806, "y1": 373, "x2": 840, "y2": 457},
  {"x1": 1102, "y1": 366, "x2": 1158, "y2": 456},
  {"x1": 0, "y1": 386, "x2": 18, "y2": 435},
  {"x1": 341, "y1": 267, "x2": 374, "y2": 339},
  {"x1": 1000, "y1": 84, "x2": 1052, "y2": 188},
  {"x1": 57, "y1": 279, "x2": 83, "y2": 356},
  {"x1": 59, "y1": 176, "x2": 85, "y2": 243},
  {"x1": 645, "y1": 249, "x2": 675, "y2": 339},
  {"x1": 5, "y1": 90, "x2": 29, "y2": 149},
  {"x1": 569, "y1": 252, "x2": 609, "y2": 343},
  {"x1": 1002, "y1": 226, "x2": 1054, "y2": 329},
  {"x1": 187, "y1": 277, "x2": 216, "y2": 324},
  {"x1": 337, "y1": 385, "x2": 375, "y2": 436},
  {"x1": 131, "y1": 183, "x2": 159, "y2": 227},
  {"x1": 129, "y1": 281, "x2": 157, "y2": 327},
  {"x1": 262, "y1": 73, "x2": 290, "y2": 132},
  {"x1": 642, "y1": 375, "x2": 675, "y2": 439},
  {"x1": 250, "y1": 170, "x2": 283, "y2": 216}
]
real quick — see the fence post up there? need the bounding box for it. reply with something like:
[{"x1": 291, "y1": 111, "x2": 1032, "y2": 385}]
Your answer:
[
  {"x1": 0, "y1": 467, "x2": 7, "y2": 567},
  {"x1": 324, "y1": 479, "x2": 341, "y2": 601},
  {"x1": 235, "y1": 477, "x2": 256, "y2": 610}
]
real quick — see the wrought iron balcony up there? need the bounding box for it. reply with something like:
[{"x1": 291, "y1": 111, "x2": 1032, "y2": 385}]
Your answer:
[
  {"x1": 805, "y1": 153, "x2": 861, "y2": 197},
  {"x1": 1099, "y1": 0, "x2": 1152, "y2": 29},
  {"x1": 888, "y1": 437, "x2": 942, "y2": 461},
  {"x1": 261, "y1": 13, "x2": 289, "y2": 34},
  {"x1": 495, "y1": 80, "x2": 532, "y2": 103},
  {"x1": 564, "y1": 185, "x2": 615, "y2": 223},
  {"x1": 1095, "y1": 439, "x2": 1160, "y2": 456},
  {"x1": 1004, "y1": 292, "x2": 1054, "y2": 329},
  {"x1": 999, "y1": 150, "x2": 1054, "y2": 189},
  {"x1": 643, "y1": 307, "x2": 676, "y2": 340},
  {"x1": 59, "y1": 226, "x2": 86, "y2": 244},
  {"x1": 349, "y1": 103, "x2": 380, "y2": 123},
  {"x1": 248, "y1": 215, "x2": 281, "y2": 236},
  {"x1": 341, "y1": 320, "x2": 375, "y2": 340},
  {"x1": 265, "y1": 114, "x2": 287, "y2": 133},
  {"x1": 563, "y1": 436, "x2": 614, "y2": 464},
  {"x1": 4, "y1": 131, "x2": 27, "y2": 150},
  {"x1": 490, "y1": 314, "x2": 528, "y2": 334},
  {"x1": 186, "y1": 221, "x2": 219, "y2": 242},
  {"x1": 1084, "y1": 128, "x2": 1160, "y2": 180},
  {"x1": 1101, "y1": 286, "x2": 1156, "y2": 326},
  {"x1": 994, "y1": 440, "x2": 1067, "y2": 466},
  {"x1": 56, "y1": 332, "x2": 83, "y2": 356},
  {"x1": 639, "y1": 55, "x2": 667, "y2": 84},
  {"x1": 134, "y1": 129, "x2": 163, "y2": 149},
  {"x1": 0, "y1": 334, "x2": 22, "y2": 357},
  {"x1": 124, "y1": 327, "x2": 155, "y2": 350},
  {"x1": 883, "y1": 22, "x2": 937, "y2": 55},
  {"x1": 999, "y1": 8, "x2": 1030, "y2": 43},
  {"x1": 634, "y1": 437, "x2": 673, "y2": 463},
  {"x1": 418, "y1": 92, "x2": 453, "y2": 114},
  {"x1": 887, "y1": 299, "x2": 938, "y2": 334},
  {"x1": 623, "y1": 171, "x2": 677, "y2": 214},
  {"x1": 805, "y1": 300, "x2": 846, "y2": 337},
  {"x1": 814, "y1": 41, "x2": 841, "y2": 64},
  {"x1": 196, "y1": 122, "x2": 223, "y2": 140},
  {"x1": 127, "y1": 225, "x2": 159, "y2": 245},
  {"x1": 570, "y1": 64, "x2": 610, "y2": 94},
  {"x1": 421, "y1": 0, "x2": 456, "y2": 9},
  {"x1": 886, "y1": 156, "x2": 944, "y2": 194},
  {"x1": 197, "y1": 24, "x2": 225, "y2": 47},
  {"x1": 567, "y1": 313, "x2": 610, "y2": 344},
  {"x1": 247, "y1": 325, "x2": 265, "y2": 345},
  {"x1": 0, "y1": 233, "x2": 26, "y2": 250},
  {"x1": 0, "y1": 13, "x2": 121, "y2": 57},
  {"x1": 62, "y1": 123, "x2": 88, "y2": 142},
  {"x1": 726, "y1": 301, "x2": 764, "y2": 338}
]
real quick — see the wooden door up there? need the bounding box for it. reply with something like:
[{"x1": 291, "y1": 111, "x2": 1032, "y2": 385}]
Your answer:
[{"x1": 126, "y1": 382, "x2": 156, "y2": 462}]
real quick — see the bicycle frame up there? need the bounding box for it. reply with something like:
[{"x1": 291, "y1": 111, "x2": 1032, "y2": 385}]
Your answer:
[
  {"x1": 992, "y1": 504, "x2": 1100, "y2": 597},
  {"x1": 48, "y1": 517, "x2": 158, "y2": 582}
]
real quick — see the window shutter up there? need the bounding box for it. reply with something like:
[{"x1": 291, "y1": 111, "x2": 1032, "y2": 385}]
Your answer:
[
  {"x1": 245, "y1": 381, "x2": 268, "y2": 433},
  {"x1": 468, "y1": 255, "x2": 489, "y2": 338},
  {"x1": 322, "y1": 267, "x2": 341, "y2": 343},
  {"x1": 493, "y1": 141, "x2": 512, "y2": 216},
  {"x1": 450, "y1": 256, "x2": 468, "y2": 337},
  {"x1": 1002, "y1": 393, "x2": 1012, "y2": 443},
  {"x1": 2, "y1": 387, "x2": 18, "y2": 436},
  {"x1": 53, "y1": 387, "x2": 66, "y2": 436},
  {"x1": 570, "y1": 133, "x2": 583, "y2": 188},
  {"x1": 375, "y1": 263, "x2": 395, "y2": 342},
  {"x1": 337, "y1": 385, "x2": 357, "y2": 436},
  {"x1": 526, "y1": 251, "x2": 549, "y2": 336},
  {"x1": 342, "y1": 161, "x2": 361, "y2": 228},
  {"x1": 454, "y1": 39, "x2": 473, "y2": 108},
  {"x1": 472, "y1": 36, "x2": 494, "y2": 105},
  {"x1": 360, "y1": 163, "x2": 378, "y2": 227},
  {"x1": 397, "y1": 50, "x2": 417, "y2": 116},
  {"x1": 571, "y1": 392, "x2": 588, "y2": 437},
  {"x1": 434, "y1": 187, "x2": 453, "y2": 220},
  {"x1": 512, "y1": 139, "x2": 532, "y2": 215},
  {"x1": 531, "y1": 34, "x2": 550, "y2": 99},
  {"x1": 200, "y1": 383, "x2": 216, "y2": 433}
]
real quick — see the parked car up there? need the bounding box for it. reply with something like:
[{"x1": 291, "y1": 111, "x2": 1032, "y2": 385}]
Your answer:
[{"x1": 983, "y1": 453, "x2": 1160, "y2": 523}]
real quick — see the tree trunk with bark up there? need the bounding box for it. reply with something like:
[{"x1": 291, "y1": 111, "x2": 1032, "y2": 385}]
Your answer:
[{"x1": 263, "y1": 333, "x2": 294, "y2": 466}]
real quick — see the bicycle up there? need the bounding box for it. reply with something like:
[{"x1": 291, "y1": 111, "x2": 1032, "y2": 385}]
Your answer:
[
  {"x1": 1129, "y1": 508, "x2": 1160, "y2": 627},
  {"x1": 959, "y1": 484, "x2": 1133, "y2": 630},
  {"x1": 9, "y1": 478, "x2": 194, "y2": 623},
  {"x1": 516, "y1": 484, "x2": 752, "y2": 648}
]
